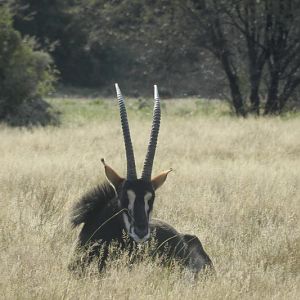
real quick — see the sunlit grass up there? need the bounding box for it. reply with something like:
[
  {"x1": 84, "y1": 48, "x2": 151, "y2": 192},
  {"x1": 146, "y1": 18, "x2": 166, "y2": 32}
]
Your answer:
[
  {"x1": 48, "y1": 97, "x2": 231, "y2": 125},
  {"x1": 1, "y1": 98, "x2": 299, "y2": 299}
]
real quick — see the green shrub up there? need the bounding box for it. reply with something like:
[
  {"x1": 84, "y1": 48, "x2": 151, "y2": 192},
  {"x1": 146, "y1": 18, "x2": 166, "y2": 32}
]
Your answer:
[{"x1": 0, "y1": 5, "x2": 57, "y2": 126}]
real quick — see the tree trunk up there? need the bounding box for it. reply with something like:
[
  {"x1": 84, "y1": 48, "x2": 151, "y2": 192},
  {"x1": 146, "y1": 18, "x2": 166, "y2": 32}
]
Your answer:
[
  {"x1": 220, "y1": 54, "x2": 246, "y2": 117},
  {"x1": 278, "y1": 78, "x2": 300, "y2": 112},
  {"x1": 228, "y1": 73, "x2": 246, "y2": 117},
  {"x1": 249, "y1": 77, "x2": 260, "y2": 115},
  {"x1": 264, "y1": 73, "x2": 279, "y2": 115},
  {"x1": 206, "y1": 4, "x2": 246, "y2": 117}
]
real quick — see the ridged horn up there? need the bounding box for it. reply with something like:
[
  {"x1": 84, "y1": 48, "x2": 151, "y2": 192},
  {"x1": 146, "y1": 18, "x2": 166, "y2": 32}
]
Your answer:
[
  {"x1": 141, "y1": 85, "x2": 161, "y2": 181},
  {"x1": 115, "y1": 83, "x2": 137, "y2": 180}
]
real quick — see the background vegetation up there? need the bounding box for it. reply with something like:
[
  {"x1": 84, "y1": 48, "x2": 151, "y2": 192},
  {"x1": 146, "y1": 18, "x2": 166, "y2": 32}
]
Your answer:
[
  {"x1": 1, "y1": 99, "x2": 299, "y2": 299},
  {"x1": 0, "y1": 4, "x2": 57, "y2": 126},
  {"x1": 1, "y1": 0, "x2": 300, "y2": 121}
]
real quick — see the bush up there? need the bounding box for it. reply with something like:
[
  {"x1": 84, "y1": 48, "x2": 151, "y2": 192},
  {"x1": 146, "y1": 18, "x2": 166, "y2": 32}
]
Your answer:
[{"x1": 0, "y1": 5, "x2": 57, "y2": 126}]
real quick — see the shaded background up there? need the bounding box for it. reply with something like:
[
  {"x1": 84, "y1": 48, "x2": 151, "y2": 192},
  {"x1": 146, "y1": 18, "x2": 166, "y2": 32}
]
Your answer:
[{"x1": 1, "y1": 0, "x2": 300, "y2": 118}]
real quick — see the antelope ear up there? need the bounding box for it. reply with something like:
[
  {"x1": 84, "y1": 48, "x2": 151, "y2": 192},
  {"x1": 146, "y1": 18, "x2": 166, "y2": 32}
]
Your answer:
[
  {"x1": 151, "y1": 169, "x2": 173, "y2": 190},
  {"x1": 101, "y1": 158, "x2": 124, "y2": 189}
]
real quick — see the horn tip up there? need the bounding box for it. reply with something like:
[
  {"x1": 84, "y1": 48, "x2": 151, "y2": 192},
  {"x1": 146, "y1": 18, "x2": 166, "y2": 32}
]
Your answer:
[
  {"x1": 115, "y1": 83, "x2": 120, "y2": 94},
  {"x1": 101, "y1": 158, "x2": 106, "y2": 166},
  {"x1": 154, "y1": 85, "x2": 159, "y2": 98}
]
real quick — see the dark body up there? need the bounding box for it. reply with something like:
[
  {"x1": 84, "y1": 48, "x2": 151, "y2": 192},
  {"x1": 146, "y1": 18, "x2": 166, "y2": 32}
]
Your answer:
[{"x1": 70, "y1": 183, "x2": 213, "y2": 275}]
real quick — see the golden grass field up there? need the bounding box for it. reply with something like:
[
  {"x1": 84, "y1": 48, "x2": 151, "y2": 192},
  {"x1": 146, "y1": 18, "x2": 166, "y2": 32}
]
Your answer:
[{"x1": 1, "y1": 98, "x2": 299, "y2": 299}]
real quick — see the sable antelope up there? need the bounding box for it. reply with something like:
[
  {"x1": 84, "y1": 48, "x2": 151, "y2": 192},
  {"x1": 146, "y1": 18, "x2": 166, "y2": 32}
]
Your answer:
[{"x1": 69, "y1": 84, "x2": 213, "y2": 275}]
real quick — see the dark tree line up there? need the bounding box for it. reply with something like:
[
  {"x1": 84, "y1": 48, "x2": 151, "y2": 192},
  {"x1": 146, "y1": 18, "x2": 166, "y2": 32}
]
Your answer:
[
  {"x1": 214, "y1": 0, "x2": 300, "y2": 115},
  {"x1": 71, "y1": 0, "x2": 300, "y2": 115},
  {"x1": 1, "y1": 0, "x2": 300, "y2": 117},
  {"x1": 12, "y1": 0, "x2": 107, "y2": 86}
]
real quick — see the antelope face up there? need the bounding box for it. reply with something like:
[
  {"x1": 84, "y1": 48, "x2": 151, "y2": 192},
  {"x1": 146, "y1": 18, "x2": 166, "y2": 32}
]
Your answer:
[
  {"x1": 101, "y1": 159, "x2": 171, "y2": 244},
  {"x1": 118, "y1": 180, "x2": 154, "y2": 243}
]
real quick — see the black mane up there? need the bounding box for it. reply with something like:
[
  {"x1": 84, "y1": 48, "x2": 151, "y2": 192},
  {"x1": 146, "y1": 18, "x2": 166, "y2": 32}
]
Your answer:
[{"x1": 70, "y1": 182, "x2": 116, "y2": 228}]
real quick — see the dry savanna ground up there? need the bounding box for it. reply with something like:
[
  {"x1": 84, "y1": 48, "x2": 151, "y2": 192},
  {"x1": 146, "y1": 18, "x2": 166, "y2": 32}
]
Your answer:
[{"x1": 0, "y1": 97, "x2": 299, "y2": 299}]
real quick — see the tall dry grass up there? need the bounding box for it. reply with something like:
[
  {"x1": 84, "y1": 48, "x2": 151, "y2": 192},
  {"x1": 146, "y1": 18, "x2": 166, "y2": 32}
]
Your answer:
[{"x1": 0, "y1": 98, "x2": 299, "y2": 299}]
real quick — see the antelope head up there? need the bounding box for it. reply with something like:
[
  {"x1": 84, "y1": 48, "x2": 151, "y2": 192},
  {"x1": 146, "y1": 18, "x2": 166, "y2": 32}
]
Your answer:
[{"x1": 102, "y1": 84, "x2": 172, "y2": 243}]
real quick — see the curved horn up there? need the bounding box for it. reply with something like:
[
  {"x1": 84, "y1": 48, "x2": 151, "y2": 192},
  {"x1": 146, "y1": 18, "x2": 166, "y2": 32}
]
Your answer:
[
  {"x1": 115, "y1": 83, "x2": 137, "y2": 180},
  {"x1": 141, "y1": 85, "x2": 161, "y2": 181}
]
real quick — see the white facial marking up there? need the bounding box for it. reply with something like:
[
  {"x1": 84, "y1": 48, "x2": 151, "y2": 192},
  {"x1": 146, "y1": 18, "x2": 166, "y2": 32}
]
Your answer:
[
  {"x1": 127, "y1": 190, "x2": 136, "y2": 207},
  {"x1": 144, "y1": 192, "x2": 152, "y2": 218},
  {"x1": 130, "y1": 230, "x2": 151, "y2": 243},
  {"x1": 123, "y1": 213, "x2": 131, "y2": 233},
  {"x1": 144, "y1": 192, "x2": 152, "y2": 202},
  {"x1": 124, "y1": 190, "x2": 135, "y2": 238},
  {"x1": 133, "y1": 231, "x2": 151, "y2": 243},
  {"x1": 127, "y1": 190, "x2": 136, "y2": 215}
]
